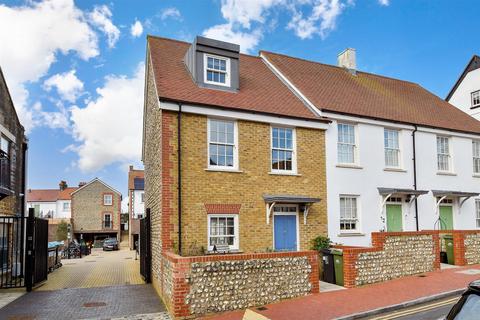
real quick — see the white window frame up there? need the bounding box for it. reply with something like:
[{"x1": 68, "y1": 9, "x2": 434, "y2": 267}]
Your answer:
[
  {"x1": 140, "y1": 192, "x2": 145, "y2": 203},
  {"x1": 476, "y1": 199, "x2": 480, "y2": 228},
  {"x1": 337, "y1": 123, "x2": 358, "y2": 165},
  {"x1": 103, "y1": 194, "x2": 113, "y2": 206},
  {"x1": 437, "y1": 136, "x2": 452, "y2": 172},
  {"x1": 339, "y1": 195, "x2": 360, "y2": 233},
  {"x1": 384, "y1": 128, "x2": 401, "y2": 168},
  {"x1": 204, "y1": 53, "x2": 231, "y2": 87},
  {"x1": 63, "y1": 202, "x2": 70, "y2": 212},
  {"x1": 207, "y1": 214, "x2": 239, "y2": 251},
  {"x1": 472, "y1": 90, "x2": 480, "y2": 108},
  {"x1": 473, "y1": 140, "x2": 480, "y2": 175},
  {"x1": 207, "y1": 118, "x2": 239, "y2": 171},
  {"x1": 270, "y1": 126, "x2": 297, "y2": 174},
  {"x1": 272, "y1": 204, "x2": 300, "y2": 252}
]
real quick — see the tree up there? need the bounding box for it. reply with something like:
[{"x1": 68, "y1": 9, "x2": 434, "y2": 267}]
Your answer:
[{"x1": 56, "y1": 220, "x2": 69, "y2": 241}]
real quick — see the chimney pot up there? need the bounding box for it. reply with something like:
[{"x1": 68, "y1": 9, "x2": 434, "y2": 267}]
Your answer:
[
  {"x1": 338, "y1": 48, "x2": 356, "y2": 74},
  {"x1": 78, "y1": 182, "x2": 87, "y2": 187},
  {"x1": 129, "y1": 165, "x2": 133, "y2": 171},
  {"x1": 59, "y1": 180, "x2": 68, "y2": 191}
]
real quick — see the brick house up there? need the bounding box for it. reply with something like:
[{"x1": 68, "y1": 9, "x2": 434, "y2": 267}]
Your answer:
[
  {"x1": 128, "y1": 166, "x2": 144, "y2": 249},
  {"x1": 71, "y1": 178, "x2": 122, "y2": 243},
  {"x1": 142, "y1": 35, "x2": 328, "y2": 313}
]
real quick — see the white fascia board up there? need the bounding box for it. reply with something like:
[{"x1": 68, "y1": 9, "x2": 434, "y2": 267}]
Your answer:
[
  {"x1": 322, "y1": 111, "x2": 415, "y2": 130},
  {"x1": 260, "y1": 53, "x2": 322, "y2": 117},
  {"x1": 416, "y1": 126, "x2": 480, "y2": 139},
  {"x1": 160, "y1": 101, "x2": 329, "y2": 130}
]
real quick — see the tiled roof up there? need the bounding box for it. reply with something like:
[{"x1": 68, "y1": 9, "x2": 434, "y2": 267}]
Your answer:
[
  {"x1": 27, "y1": 189, "x2": 59, "y2": 202},
  {"x1": 27, "y1": 187, "x2": 78, "y2": 202},
  {"x1": 262, "y1": 51, "x2": 480, "y2": 134},
  {"x1": 147, "y1": 36, "x2": 323, "y2": 121},
  {"x1": 128, "y1": 170, "x2": 144, "y2": 190}
]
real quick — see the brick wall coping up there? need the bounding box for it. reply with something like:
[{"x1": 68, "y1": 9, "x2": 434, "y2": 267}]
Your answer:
[
  {"x1": 426, "y1": 230, "x2": 480, "y2": 235},
  {"x1": 163, "y1": 250, "x2": 319, "y2": 264}
]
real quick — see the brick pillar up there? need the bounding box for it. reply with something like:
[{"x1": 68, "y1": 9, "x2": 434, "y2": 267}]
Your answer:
[
  {"x1": 432, "y1": 232, "x2": 441, "y2": 270},
  {"x1": 308, "y1": 253, "x2": 320, "y2": 293},
  {"x1": 453, "y1": 232, "x2": 466, "y2": 266},
  {"x1": 342, "y1": 249, "x2": 358, "y2": 288},
  {"x1": 171, "y1": 258, "x2": 191, "y2": 318}
]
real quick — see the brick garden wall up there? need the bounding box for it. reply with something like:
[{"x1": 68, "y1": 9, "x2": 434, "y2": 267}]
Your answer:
[
  {"x1": 160, "y1": 251, "x2": 319, "y2": 319},
  {"x1": 439, "y1": 230, "x2": 480, "y2": 266},
  {"x1": 337, "y1": 231, "x2": 440, "y2": 288}
]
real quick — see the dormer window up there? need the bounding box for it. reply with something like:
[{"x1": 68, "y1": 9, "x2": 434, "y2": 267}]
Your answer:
[
  {"x1": 204, "y1": 54, "x2": 230, "y2": 86},
  {"x1": 472, "y1": 91, "x2": 480, "y2": 108}
]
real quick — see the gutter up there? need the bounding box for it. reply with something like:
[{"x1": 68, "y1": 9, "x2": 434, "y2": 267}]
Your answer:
[
  {"x1": 412, "y1": 125, "x2": 419, "y2": 231},
  {"x1": 177, "y1": 103, "x2": 182, "y2": 255}
]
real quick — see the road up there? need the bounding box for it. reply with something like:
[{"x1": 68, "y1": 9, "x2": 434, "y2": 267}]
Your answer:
[{"x1": 365, "y1": 296, "x2": 460, "y2": 320}]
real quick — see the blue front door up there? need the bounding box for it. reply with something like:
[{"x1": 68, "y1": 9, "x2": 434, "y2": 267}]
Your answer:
[{"x1": 274, "y1": 215, "x2": 297, "y2": 251}]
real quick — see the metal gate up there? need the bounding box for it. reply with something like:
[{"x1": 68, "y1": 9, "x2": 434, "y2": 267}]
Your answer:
[
  {"x1": 0, "y1": 216, "x2": 25, "y2": 288},
  {"x1": 139, "y1": 208, "x2": 151, "y2": 283},
  {"x1": 33, "y1": 217, "x2": 48, "y2": 285}
]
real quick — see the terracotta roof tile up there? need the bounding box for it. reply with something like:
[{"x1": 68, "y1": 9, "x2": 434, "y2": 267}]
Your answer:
[
  {"x1": 58, "y1": 187, "x2": 78, "y2": 200},
  {"x1": 27, "y1": 189, "x2": 59, "y2": 202},
  {"x1": 147, "y1": 36, "x2": 322, "y2": 121},
  {"x1": 262, "y1": 51, "x2": 480, "y2": 134}
]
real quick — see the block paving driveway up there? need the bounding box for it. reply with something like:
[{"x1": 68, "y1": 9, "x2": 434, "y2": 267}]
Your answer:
[{"x1": 0, "y1": 248, "x2": 170, "y2": 320}]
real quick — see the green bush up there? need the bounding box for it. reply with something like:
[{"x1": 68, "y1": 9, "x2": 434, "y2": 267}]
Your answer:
[
  {"x1": 311, "y1": 236, "x2": 331, "y2": 251},
  {"x1": 56, "y1": 220, "x2": 69, "y2": 241}
]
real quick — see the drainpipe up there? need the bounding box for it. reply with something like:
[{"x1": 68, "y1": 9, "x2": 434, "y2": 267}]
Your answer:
[
  {"x1": 177, "y1": 103, "x2": 182, "y2": 255},
  {"x1": 412, "y1": 125, "x2": 419, "y2": 231}
]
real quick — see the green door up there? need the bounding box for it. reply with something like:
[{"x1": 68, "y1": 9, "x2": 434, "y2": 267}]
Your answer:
[
  {"x1": 440, "y1": 206, "x2": 454, "y2": 230},
  {"x1": 386, "y1": 204, "x2": 403, "y2": 232}
]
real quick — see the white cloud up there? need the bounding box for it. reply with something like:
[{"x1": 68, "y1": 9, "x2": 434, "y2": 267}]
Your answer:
[
  {"x1": 378, "y1": 0, "x2": 390, "y2": 5},
  {"x1": 130, "y1": 20, "x2": 143, "y2": 37},
  {"x1": 70, "y1": 63, "x2": 145, "y2": 172},
  {"x1": 30, "y1": 102, "x2": 70, "y2": 130},
  {"x1": 43, "y1": 70, "x2": 84, "y2": 103},
  {"x1": 88, "y1": 5, "x2": 120, "y2": 48},
  {"x1": 0, "y1": 0, "x2": 100, "y2": 132},
  {"x1": 160, "y1": 7, "x2": 182, "y2": 21},
  {"x1": 287, "y1": 0, "x2": 349, "y2": 39},
  {"x1": 203, "y1": 24, "x2": 262, "y2": 54},
  {"x1": 220, "y1": 0, "x2": 283, "y2": 28}
]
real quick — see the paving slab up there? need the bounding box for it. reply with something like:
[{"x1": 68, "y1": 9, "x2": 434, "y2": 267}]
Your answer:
[{"x1": 0, "y1": 284, "x2": 168, "y2": 320}]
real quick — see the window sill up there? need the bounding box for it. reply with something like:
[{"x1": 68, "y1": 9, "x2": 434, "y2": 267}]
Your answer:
[
  {"x1": 205, "y1": 168, "x2": 243, "y2": 173},
  {"x1": 336, "y1": 164, "x2": 363, "y2": 170},
  {"x1": 437, "y1": 171, "x2": 457, "y2": 176},
  {"x1": 384, "y1": 168, "x2": 407, "y2": 173},
  {"x1": 269, "y1": 171, "x2": 302, "y2": 176},
  {"x1": 473, "y1": 174, "x2": 480, "y2": 178},
  {"x1": 205, "y1": 249, "x2": 243, "y2": 255},
  {"x1": 337, "y1": 233, "x2": 365, "y2": 237}
]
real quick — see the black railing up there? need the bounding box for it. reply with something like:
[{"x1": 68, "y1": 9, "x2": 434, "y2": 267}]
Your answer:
[
  {"x1": 102, "y1": 221, "x2": 112, "y2": 229},
  {"x1": 0, "y1": 216, "x2": 25, "y2": 288}
]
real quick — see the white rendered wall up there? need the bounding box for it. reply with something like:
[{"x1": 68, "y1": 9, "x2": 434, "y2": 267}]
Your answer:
[
  {"x1": 132, "y1": 190, "x2": 145, "y2": 218},
  {"x1": 448, "y1": 68, "x2": 480, "y2": 120},
  {"x1": 55, "y1": 200, "x2": 72, "y2": 219},
  {"x1": 27, "y1": 202, "x2": 56, "y2": 218},
  {"x1": 325, "y1": 116, "x2": 480, "y2": 247}
]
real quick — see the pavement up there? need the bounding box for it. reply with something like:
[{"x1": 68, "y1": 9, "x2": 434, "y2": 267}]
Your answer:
[
  {"x1": 0, "y1": 247, "x2": 170, "y2": 320},
  {"x1": 37, "y1": 247, "x2": 144, "y2": 291},
  {"x1": 205, "y1": 264, "x2": 480, "y2": 320}
]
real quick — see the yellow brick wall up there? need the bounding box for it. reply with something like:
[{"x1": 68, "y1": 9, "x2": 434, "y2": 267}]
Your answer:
[
  {"x1": 176, "y1": 113, "x2": 328, "y2": 255},
  {"x1": 0, "y1": 196, "x2": 15, "y2": 216}
]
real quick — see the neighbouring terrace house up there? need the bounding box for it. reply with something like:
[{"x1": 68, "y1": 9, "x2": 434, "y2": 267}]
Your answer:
[
  {"x1": 143, "y1": 36, "x2": 328, "y2": 316},
  {"x1": 71, "y1": 178, "x2": 122, "y2": 243},
  {"x1": 261, "y1": 48, "x2": 480, "y2": 246},
  {"x1": 26, "y1": 181, "x2": 77, "y2": 219},
  {"x1": 128, "y1": 165, "x2": 144, "y2": 249},
  {"x1": 0, "y1": 66, "x2": 28, "y2": 272},
  {"x1": 446, "y1": 55, "x2": 480, "y2": 120}
]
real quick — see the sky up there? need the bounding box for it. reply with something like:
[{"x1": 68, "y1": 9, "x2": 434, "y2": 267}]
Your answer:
[{"x1": 0, "y1": 0, "x2": 478, "y2": 199}]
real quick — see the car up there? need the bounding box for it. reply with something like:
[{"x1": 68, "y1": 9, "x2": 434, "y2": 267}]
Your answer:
[
  {"x1": 446, "y1": 280, "x2": 480, "y2": 319},
  {"x1": 102, "y1": 238, "x2": 119, "y2": 251}
]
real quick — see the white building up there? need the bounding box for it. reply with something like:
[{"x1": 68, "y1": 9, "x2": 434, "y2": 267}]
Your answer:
[
  {"x1": 26, "y1": 181, "x2": 77, "y2": 219},
  {"x1": 262, "y1": 49, "x2": 480, "y2": 246},
  {"x1": 128, "y1": 166, "x2": 144, "y2": 249},
  {"x1": 447, "y1": 55, "x2": 480, "y2": 120}
]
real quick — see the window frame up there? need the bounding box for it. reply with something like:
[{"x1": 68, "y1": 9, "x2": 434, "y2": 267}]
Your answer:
[
  {"x1": 207, "y1": 214, "x2": 239, "y2": 251},
  {"x1": 472, "y1": 90, "x2": 480, "y2": 109},
  {"x1": 140, "y1": 192, "x2": 145, "y2": 203},
  {"x1": 272, "y1": 204, "x2": 300, "y2": 252},
  {"x1": 339, "y1": 195, "x2": 360, "y2": 233},
  {"x1": 437, "y1": 136, "x2": 452, "y2": 173},
  {"x1": 103, "y1": 194, "x2": 113, "y2": 206},
  {"x1": 204, "y1": 53, "x2": 231, "y2": 87},
  {"x1": 207, "y1": 118, "x2": 239, "y2": 171},
  {"x1": 384, "y1": 128, "x2": 401, "y2": 169},
  {"x1": 103, "y1": 212, "x2": 112, "y2": 229},
  {"x1": 473, "y1": 140, "x2": 480, "y2": 175},
  {"x1": 270, "y1": 126, "x2": 297, "y2": 174},
  {"x1": 476, "y1": 199, "x2": 480, "y2": 229},
  {"x1": 63, "y1": 202, "x2": 70, "y2": 211},
  {"x1": 337, "y1": 122, "x2": 358, "y2": 165}
]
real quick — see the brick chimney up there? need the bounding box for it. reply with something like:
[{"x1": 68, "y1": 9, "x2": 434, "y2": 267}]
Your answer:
[
  {"x1": 78, "y1": 182, "x2": 87, "y2": 187},
  {"x1": 129, "y1": 165, "x2": 133, "y2": 171},
  {"x1": 59, "y1": 180, "x2": 68, "y2": 191}
]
